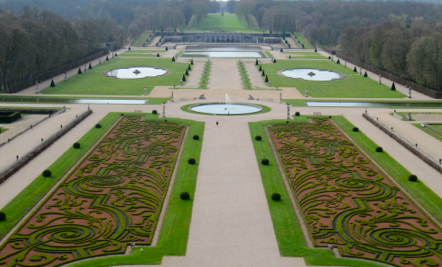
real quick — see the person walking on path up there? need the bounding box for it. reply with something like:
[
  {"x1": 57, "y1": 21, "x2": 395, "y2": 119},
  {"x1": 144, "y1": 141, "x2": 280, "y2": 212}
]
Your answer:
[{"x1": 216, "y1": 121, "x2": 219, "y2": 126}]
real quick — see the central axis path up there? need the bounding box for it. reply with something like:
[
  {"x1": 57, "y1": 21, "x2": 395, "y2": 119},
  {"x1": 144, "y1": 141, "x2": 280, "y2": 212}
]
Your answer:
[
  {"x1": 159, "y1": 117, "x2": 304, "y2": 266},
  {"x1": 208, "y1": 59, "x2": 243, "y2": 90}
]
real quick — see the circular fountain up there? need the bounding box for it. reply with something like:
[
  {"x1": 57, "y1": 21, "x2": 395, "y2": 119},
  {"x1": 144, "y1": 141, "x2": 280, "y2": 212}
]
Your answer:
[
  {"x1": 189, "y1": 94, "x2": 264, "y2": 115},
  {"x1": 105, "y1": 67, "x2": 167, "y2": 79},
  {"x1": 281, "y1": 68, "x2": 342, "y2": 81}
]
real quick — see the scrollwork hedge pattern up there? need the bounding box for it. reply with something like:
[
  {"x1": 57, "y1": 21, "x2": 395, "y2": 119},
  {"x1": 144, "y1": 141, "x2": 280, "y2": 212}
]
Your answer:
[
  {"x1": 269, "y1": 118, "x2": 442, "y2": 267},
  {"x1": 0, "y1": 117, "x2": 185, "y2": 267}
]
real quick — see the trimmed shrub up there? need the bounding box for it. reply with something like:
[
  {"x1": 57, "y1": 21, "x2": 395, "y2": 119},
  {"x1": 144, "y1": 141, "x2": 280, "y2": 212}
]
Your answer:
[
  {"x1": 152, "y1": 110, "x2": 158, "y2": 114},
  {"x1": 78, "y1": 68, "x2": 82, "y2": 74},
  {"x1": 353, "y1": 67, "x2": 357, "y2": 72},
  {"x1": 182, "y1": 74, "x2": 186, "y2": 82},
  {"x1": 73, "y1": 142, "x2": 80, "y2": 149},
  {"x1": 188, "y1": 158, "x2": 196, "y2": 164},
  {"x1": 352, "y1": 127, "x2": 359, "y2": 132},
  {"x1": 157, "y1": 53, "x2": 159, "y2": 57},
  {"x1": 193, "y1": 135, "x2": 200, "y2": 140},
  {"x1": 259, "y1": 65, "x2": 262, "y2": 71},
  {"x1": 364, "y1": 71, "x2": 368, "y2": 77},
  {"x1": 289, "y1": 55, "x2": 291, "y2": 59},
  {"x1": 180, "y1": 192, "x2": 190, "y2": 200},
  {"x1": 42, "y1": 170, "x2": 52, "y2": 177},
  {"x1": 295, "y1": 112, "x2": 300, "y2": 116},
  {"x1": 337, "y1": 59, "x2": 340, "y2": 64},
  {"x1": 50, "y1": 79, "x2": 55, "y2": 87},
  {"x1": 271, "y1": 193, "x2": 281, "y2": 201},
  {"x1": 315, "y1": 48, "x2": 317, "y2": 52},
  {"x1": 88, "y1": 63, "x2": 92, "y2": 69},
  {"x1": 172, "y1": 57, "x2": 175, "y2": 62},
  {"x1": 0, "y1": 211, "x2": 5, "y2": 221},
  {"x1": 185, "y1": 69, "x2": 189, "y2": 76},
  {"x1": 375, "y1": 147, "x2": 383, "y2": 152},
  {"x1": 166, "y1": 47, "x2": 168, "y2": 51},
  {"x1": 328, "y1": 56, "x2": 331, "y2": 59},
  {"x1": 255, "y1": 59, "x2": 258, "y2": 65},
  {"x1": 188, "y1": 65, "x2": 191, "y2": 71},
  {"x1": 273, "y1": 58, "x2": 276, "y2": 63},
  {"x1": 128, "y1": 47, "x2": 131, "y2": 50},
  {"x1": 280, "y1": 48, "x2": 283, "y2": 52},
  {"x1": 391, "y1": 82, "x2": 396, "y2": 91},
  {"x1": 255, "y1": 135, "x2": 262, "y2": 141},
  {"x1": 261, "y1": 159, "x2": 269, "y2": 165},
  {"x1": 106, "y1": 56, "x2": 109, "y2": 61},
  {"x1": 301, "y1": 44, "x2": 304, "y2": 48},
  {"x1": 95, "y1": 124, "x2": 102, "y2": 128},
  {"x1": 191, "y1": 59, "x2": 194, "y2": 65},
  {"x1": 265, "y1": 75, "x2": 269, "y2": 82},
  {"x1": 262, "y1": 70, "x2": 265, "y2": 76},
  {"x1": 408, "y1": 175, "x2": 418, "y2": 182}
]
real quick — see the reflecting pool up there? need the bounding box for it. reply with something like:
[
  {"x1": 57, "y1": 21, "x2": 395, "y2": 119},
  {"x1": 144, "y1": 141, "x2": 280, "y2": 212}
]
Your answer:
[
  {"x1": 105, "y1": 67, "x2": 167, "y2": 79},
  {"x1": 281, "y1": 69, "x2": 342, "y2": 81},
  {"x1": 182, "y1": 51, "x2": 264, "y2": 58}
]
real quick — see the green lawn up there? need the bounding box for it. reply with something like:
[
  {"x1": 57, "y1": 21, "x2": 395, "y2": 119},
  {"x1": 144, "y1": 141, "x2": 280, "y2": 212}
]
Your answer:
[
  {"x1": 42, "y1": 58, "x2": 190, "y2": 95},
  {"x1": 0, "y1": 127, "x2": 7, "y2": 133},
  {"x1": 259, "y1": 60, "x2": 405, "y2": 98},
  {"x1": 132, "y1": 31, "x2": 154, "y2": 47},
  {"x1": 0, "y1": 95, "x2": 169, "y2": 105},
  {"x1": 283, "y1": 51, "x2": 327, "y2": 59},
  {"x1": 293, "y1": 33, "x2": 314, "y2": 49},
  {"x1": 183, "y1": 13, "x2": 263, "y2": 33},
  {"x1": 250, "y1": 116, "x2": 442, "y2": 266},
  {"x1": 414, "y1": 123, "x2": 442, "y2": 142}
]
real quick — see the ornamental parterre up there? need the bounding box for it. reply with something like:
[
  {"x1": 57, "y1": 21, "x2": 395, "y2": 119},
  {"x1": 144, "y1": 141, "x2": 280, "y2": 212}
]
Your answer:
[
  {"x1": 268, "y1": 118, "x2": 442, "y2": 267},
  {"x1": 0, "y1": 117, "x2": 186, "y2": 267}
]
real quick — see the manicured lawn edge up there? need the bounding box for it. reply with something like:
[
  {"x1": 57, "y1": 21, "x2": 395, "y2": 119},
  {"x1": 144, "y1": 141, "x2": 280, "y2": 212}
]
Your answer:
[
  {"x1": 249, "y1": 118, "x2": 386, "y2": 266},
  {"x1": 67, "y1": 115, "x2": 204, "y2": 266},
  {"x1": 414, "y1": 124, "x2": 442, "y2": 142},
  {"x1": 0, "y1": 113, "x2": 121, "y2": 240},
  {"x1": 180, "y1": 103, "x2": 271, "y2": 116},
  {"x1": 293, "y1": 33, "x2": 314, "y2": 49},
  {"x1": 199, "y1": 61, "x2": 212, "y2": 89}
]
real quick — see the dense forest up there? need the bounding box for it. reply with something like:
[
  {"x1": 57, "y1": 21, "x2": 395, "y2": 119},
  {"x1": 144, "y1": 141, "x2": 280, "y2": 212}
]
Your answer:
[{"x1": 231, "y1": 0, "x2": 442, "y2": 90}]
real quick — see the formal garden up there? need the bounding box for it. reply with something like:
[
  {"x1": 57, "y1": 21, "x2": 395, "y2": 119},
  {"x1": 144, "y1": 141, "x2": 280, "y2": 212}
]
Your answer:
[{"x1": 0, "y1": 113, "x2": 204, "y2": 266}]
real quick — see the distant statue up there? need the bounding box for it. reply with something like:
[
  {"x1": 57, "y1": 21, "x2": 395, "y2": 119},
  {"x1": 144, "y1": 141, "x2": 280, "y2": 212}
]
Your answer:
[
  {"x1": 248, "y1": 94, "x2": 254, "y2": 100},
  {"x1": 221, "y1": 8, "x2": 224, "y2": 16},
  {"x1": 199, "y1": 94, "x2": 205, "y2": 99}
]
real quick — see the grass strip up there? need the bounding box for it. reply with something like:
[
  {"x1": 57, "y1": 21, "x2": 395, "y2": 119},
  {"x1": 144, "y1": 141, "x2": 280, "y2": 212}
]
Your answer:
[
  {"x1": 238, "y1": 61, "x2": 252, "y2": 90},
  {"x1": 199, "y1": 61, "x2": 212, "y2": 89}
]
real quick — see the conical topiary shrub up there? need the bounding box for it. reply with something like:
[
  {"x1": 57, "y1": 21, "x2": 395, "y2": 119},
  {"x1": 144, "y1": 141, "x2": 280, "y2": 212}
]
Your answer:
[
  {"x1": 364, "y1": 71, "x2": 368, "y2": 77},
  {"x1": 353, "y1": 67, "x2": 357, "y2": 72},
  {"x1": 259, "y1": 65, "x2": 262, "y2": 71},
  {"x1": 337, "y1": 59, "x2": 340, "y2": 64},
  {"x1": 106, "y1": 56, "x2": 109, "y2": 61},
  {"x1": 265, "y1": 75, "x2": 269, "y2": 82},
  {"x1": 289, "y1": 55, "x2": 291, "y2": 59},
  {"x1": 188, "y1": 65, "x2": 191, "y2": 71},
  {"x1": 172, "y1": 57, "x2": 175, "y2": 62},
  {"x1": 157, "y1": 53, "x2": 159, "y2": 57},
  {"x1": 88, "y1": 63, "x2": 92, "y2": 69},
  {"x1": 280, "y1": 48, "x2": 283, "y2": 52},
  {"x1": 255, "y1": 58, "x2": 258, "y2": 65},
  {"x1": 262, "y1": 70, "x2": 265, "y2": 76},
  {"x1": 273, "y1": 58, "x2": 276, "y2": 63},
  {"x1": 166, "y1": 47, "x2": 168, "y2": 51},
  {"x1": 315, "y1": 48, "x2": 317, "y2": 52},
  {"x1": 391, "y1": 82, "x2": 396, "y2": 91},
  {"x1": 77, "y1": 68, "x2": 82, "y2": 74},
  {"x1": 191, "y1": 59, "x2": 194, "y2": 65},
  {"x1": 182, "y1": 74, "x2": 186, "y2": 82},
  {"x1": 185, "y1": 69, "x2": 189, "y2": 76},
  {"x1": 115, "y1": 53, "x2": 118, "y2": 57},
  {"x1": 50, "y1": 79, "x2": 55, "y2": 87},
  {"x1": 128, "y1": 47, "x2": 131, "y2": 50}
]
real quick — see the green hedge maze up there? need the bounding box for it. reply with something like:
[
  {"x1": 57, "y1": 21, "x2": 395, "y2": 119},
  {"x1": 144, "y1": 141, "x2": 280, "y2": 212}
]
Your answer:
[
  {"x1": 268, "y1": 118, "x2": 442, "y2": 266},
  {"x1": 0, "y1": 116, "x2": 186, "y2": 267}
]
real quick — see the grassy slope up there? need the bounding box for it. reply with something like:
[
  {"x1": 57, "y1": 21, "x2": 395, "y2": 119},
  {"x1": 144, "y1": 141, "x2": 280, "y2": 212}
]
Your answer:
[
  {"x1": 283, "y1": 51, "x2": 327, "y2": 59},
  {"x1": 293, "y1": 33, "x2": 314, "y2": 49},
  {"x1": 42, "y1": 58, "x2": 190, "y2": 96},
  {"x1": 132, "y1": 31, "x2": 154, "y2": 47},
  {"x1": 0, "y1": 113, "x2": 121, "y2": 239},
  {"x1": 183, "y1": 13, "x2": 263, "y2": 33},
  {"x1": 259, "y1": 60, "x2": 405, "y2": 98},
  {"x1": 70, "y1": 116, "x2": 204, "y2": 266}
]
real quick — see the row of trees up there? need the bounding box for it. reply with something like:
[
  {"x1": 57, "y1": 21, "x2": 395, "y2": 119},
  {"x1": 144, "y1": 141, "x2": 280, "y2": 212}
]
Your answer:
[
  {"x1": 339, "y1": 21, "x2": 442, "y2": 91},
  {"x1": 0, "y1": 7, "x2": 126, "y2": 92}
]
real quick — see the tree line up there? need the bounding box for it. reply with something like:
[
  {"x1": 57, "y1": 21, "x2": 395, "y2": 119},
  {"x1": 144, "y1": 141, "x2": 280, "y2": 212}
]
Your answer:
[
  {"x1": 231, "y1": 0, "x2": 442, "y2": 91},
  {"x1": 0, "y1": 7, "x2": 126, "y2": 92}
]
